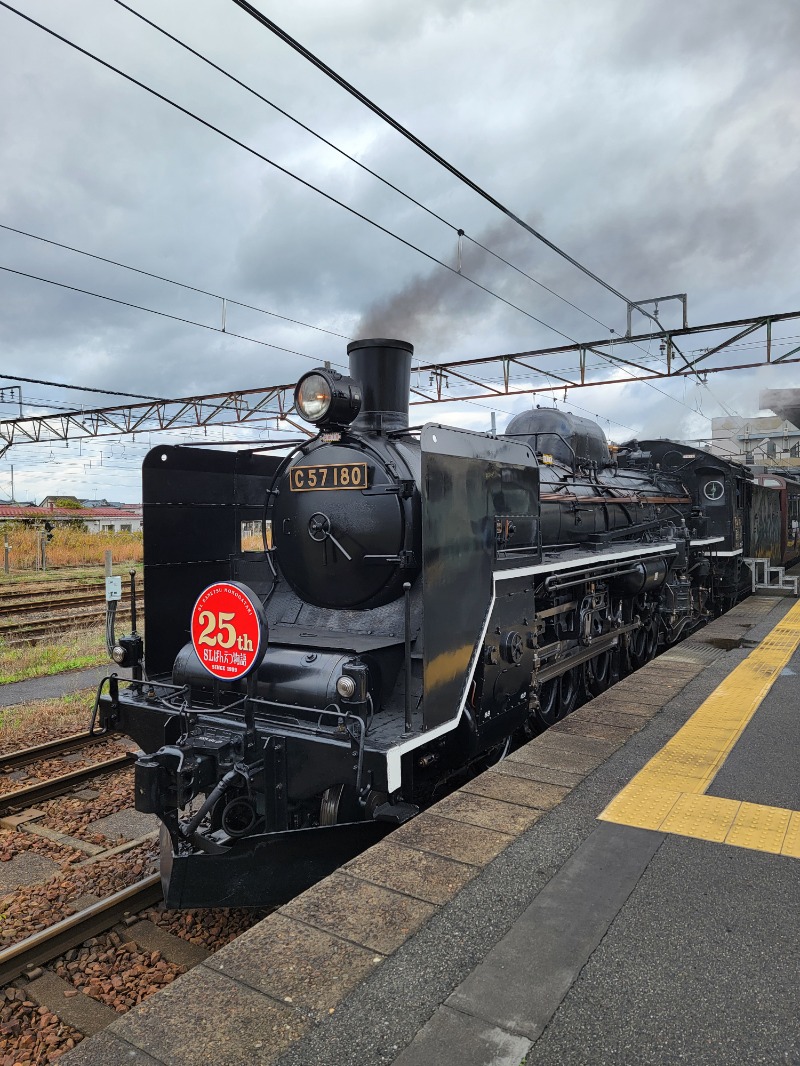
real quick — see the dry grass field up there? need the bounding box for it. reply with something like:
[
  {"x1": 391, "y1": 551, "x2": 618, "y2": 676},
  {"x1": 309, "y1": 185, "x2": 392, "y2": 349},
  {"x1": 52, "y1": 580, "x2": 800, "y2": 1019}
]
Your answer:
[
  {"x1": 0, "y1": 687, "x2": 96, "y2": 748},
  {"x1": 0, "y1": 526, "x2": 142, "y2": 571}
]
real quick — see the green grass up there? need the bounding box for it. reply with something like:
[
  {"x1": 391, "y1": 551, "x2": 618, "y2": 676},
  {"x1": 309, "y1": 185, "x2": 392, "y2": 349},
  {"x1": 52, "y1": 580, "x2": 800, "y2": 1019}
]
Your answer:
[
  {"x1": 0, "y1": 566, "x2": 145, "y2": 681},
  {"x1": 0, "y1": 625, "x2": 109, "y2": 683},
  {"x1": 0, "y1": 563, "x2": 143, "y2": 587}
]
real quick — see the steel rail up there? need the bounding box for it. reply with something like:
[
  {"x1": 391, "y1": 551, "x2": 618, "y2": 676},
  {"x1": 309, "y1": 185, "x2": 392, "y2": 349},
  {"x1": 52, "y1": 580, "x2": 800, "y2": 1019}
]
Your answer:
[
  {"x1": 0, "y1": 730, "x2": 117, "y2": 773},
  {"x1": 0, "y1": 593, "x2": 135, "y2": 618},
  {"x1": 0, "y1": 874, "x2": 162, "y2": 985},
  {"x1": 0, "y1": 606, "x2": 121, "y2": 629},
  {"x1": 0, "y1": 581, "x2": 108, "y2": 603},
  {"x1": 0, "y1": 606, "x2": 135, "y2": 643},
  {"x1": 0, "y1": 754, "x2": 133, "y2": 815},
  {"x1": 2, "y1": 625, "x2": 120, "y2": 646}
]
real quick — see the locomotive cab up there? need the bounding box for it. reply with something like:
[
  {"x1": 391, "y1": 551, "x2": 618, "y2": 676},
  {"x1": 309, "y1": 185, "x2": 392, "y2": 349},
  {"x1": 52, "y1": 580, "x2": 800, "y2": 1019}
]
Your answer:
[{"x1": 618, "y1": 441, "x2": 752, "y2": 609}]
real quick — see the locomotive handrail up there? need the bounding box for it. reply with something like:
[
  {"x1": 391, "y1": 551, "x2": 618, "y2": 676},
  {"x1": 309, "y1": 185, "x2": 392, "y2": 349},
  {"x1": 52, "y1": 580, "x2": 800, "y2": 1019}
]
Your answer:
[
  {"x1": 247, "y1": 697, "x2": 362, "y2": 735},
  {"x1": 525, "y1": 430, "x2": 578, "y2": 472},
  {"x1": 545, "y1": 566, "x2": 641, "y2": 592},
  {"x1": 249, "y1": 697, "x2": 368, "y2": 795},
  {"x1": 542, "y1": 550, "x2": 675, "y2": 590}
]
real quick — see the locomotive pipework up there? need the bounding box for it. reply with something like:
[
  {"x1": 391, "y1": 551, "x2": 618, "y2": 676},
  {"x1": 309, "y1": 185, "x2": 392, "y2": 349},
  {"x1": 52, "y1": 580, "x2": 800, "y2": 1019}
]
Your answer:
[{"x1": 95, "y1": 336, "x2": 760, "y2": 908}]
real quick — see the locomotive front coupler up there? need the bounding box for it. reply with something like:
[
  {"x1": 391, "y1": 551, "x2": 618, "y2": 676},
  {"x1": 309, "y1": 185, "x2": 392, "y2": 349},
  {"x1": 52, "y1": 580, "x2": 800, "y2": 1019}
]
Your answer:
[
  {"x1": 133, "y1": 713, "x2": 251, "y2": 819},
  {"x1": 179, "y1": 760, "x2": 264, "y2": 843},
  {"x1": 134, "y1": 745, "x2": 215, "y2": 820}
]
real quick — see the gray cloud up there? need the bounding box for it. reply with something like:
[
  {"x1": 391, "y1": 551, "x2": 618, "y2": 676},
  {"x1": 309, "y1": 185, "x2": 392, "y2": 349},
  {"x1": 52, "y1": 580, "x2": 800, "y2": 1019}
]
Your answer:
[{"x1": 0, "y1": 0, "x2": 797, "y2": 501}]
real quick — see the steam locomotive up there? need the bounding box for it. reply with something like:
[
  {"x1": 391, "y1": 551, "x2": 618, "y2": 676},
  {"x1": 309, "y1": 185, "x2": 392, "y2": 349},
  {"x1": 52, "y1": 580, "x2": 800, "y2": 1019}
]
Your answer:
[{"x1": 96, "y1": 338, "x2": 786, "y2": 907}]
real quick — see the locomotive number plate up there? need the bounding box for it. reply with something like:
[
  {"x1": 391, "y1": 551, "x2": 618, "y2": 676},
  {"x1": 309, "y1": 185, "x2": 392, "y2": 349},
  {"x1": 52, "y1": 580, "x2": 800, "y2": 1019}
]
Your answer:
[{"x1": 289, "y1": 462, "x2": 369, "y2": 492}]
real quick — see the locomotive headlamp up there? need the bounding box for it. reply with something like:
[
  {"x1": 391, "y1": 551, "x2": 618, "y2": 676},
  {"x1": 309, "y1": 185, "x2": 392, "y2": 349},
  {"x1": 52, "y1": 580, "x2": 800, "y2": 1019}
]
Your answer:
[
  {"x1": 295, "y1": 369, "x2": 361, "y2": 428},
  {"x1": 336, "y1": 675, "x2": 357, "y2": 699},
  {"x1": 110, "y1": 634, "x2": 143, "y2": 668},
  {"x1": 296, "y1": 373, "x2": 331, "y2": 421}
]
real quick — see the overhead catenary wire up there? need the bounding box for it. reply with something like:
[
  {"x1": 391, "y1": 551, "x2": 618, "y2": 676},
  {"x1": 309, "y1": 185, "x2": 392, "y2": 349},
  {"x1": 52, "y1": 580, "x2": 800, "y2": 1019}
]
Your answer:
[
  {"x1": 0, "y1": 13, "x2": 651, "y2": 427},
  {"x1": 110, "y1": 5, "x2": 729, "y2": 421},
  {"x1": 0, "y1": 2, "x2": 624, "y2": 354},
  {"x1": 114, "y1": 0, "x2": 712, "y2": 424},
  {"x1": 0, "y1": 264, "x2": 326, "y2": 364},
  {"x1": 0, "y1": 222, "x2": 350, "y2": 341},
  {"x1": 227, "y1": 0, "x2": 741, "y2": 409},
  {"x1": 228, "y1": 0, "x2": 657, "y2": 321},
  {"x1": 0, "y1": 376, "x2": 167, "y2": 403},
  {"x1": 109, "y1": 0, "x2": 615, "y2": 339},
  {"x1": 0, "y1": 1, "x2": 737, "y2": 430},
  {"x1": 0, "y1": 256, "x2": 711, "y2": 434},
  {"x1": 650, "y1": 311, "x2": 739, "y2": 419},
  {"x1": 0, "y1": 222, "x2": 522, "y2": 423}
]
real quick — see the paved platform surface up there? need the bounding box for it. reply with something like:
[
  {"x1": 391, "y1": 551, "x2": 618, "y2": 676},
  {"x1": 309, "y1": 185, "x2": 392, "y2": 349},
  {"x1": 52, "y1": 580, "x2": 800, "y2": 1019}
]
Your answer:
[
  {"x1": 61, "y1": 595, "x2": 800, "y2": 1066},
  {"x1": 0, "y1": 664, "x2": 127, "y2": 707}
]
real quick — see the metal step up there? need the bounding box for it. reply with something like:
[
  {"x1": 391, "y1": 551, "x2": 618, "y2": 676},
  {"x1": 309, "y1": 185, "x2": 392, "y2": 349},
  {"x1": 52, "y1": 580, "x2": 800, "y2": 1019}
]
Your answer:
[{"x1": 742, "y1": 557, "x2": 799, "y2": 595}]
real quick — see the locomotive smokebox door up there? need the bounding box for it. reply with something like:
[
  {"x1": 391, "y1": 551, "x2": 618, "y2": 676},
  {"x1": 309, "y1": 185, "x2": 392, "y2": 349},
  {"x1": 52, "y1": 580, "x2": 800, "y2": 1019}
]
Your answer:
[{"x1": 421, "y1": 425, "x2": 540, "y2": 730}]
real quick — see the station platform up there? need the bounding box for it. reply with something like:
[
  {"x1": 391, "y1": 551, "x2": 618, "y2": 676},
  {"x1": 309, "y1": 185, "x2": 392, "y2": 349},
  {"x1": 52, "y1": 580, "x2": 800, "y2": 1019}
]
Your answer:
[{"x1": 64, "y1": 594, "x2": 800, "y2": 1066}]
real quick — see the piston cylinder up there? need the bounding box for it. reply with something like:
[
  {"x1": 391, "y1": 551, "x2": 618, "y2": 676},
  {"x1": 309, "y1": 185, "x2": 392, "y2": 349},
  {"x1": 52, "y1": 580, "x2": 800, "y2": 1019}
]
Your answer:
[{"x1": 610, "y1": 557, "x2": 668, "y2": 597}]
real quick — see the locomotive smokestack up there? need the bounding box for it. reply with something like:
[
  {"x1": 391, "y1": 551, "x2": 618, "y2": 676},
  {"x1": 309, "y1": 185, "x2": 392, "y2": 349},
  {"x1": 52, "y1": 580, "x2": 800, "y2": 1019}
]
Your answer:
[{"x1": 347, "y1": 338, "x2": 413, "y2": 433}]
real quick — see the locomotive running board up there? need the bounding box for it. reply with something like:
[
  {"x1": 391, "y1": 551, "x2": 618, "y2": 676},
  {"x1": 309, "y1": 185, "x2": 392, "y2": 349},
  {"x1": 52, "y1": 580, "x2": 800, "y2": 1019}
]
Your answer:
[{"x1": 160, "y1": 821, "x2": 391, "y2": 909}]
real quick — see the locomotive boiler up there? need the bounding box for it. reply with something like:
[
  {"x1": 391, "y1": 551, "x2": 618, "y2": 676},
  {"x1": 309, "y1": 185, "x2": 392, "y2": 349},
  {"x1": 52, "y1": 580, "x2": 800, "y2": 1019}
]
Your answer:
[{"x1": 97, "y1": 338, "x2": 732, "y2": 908}]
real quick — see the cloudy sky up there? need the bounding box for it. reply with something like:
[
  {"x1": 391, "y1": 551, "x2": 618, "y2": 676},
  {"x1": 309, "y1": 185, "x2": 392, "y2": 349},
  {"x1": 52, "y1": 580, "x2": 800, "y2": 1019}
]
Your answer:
[{"x1": 0, "y1": 0, "x2": 798, "y2": 502}]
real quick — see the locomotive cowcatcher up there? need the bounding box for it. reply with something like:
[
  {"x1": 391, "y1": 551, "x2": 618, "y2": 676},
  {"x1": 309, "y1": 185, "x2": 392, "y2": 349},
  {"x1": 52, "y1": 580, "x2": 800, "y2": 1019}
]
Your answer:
[{"x1": 96, "y1": 338, "x2": 736, "y2": 908}]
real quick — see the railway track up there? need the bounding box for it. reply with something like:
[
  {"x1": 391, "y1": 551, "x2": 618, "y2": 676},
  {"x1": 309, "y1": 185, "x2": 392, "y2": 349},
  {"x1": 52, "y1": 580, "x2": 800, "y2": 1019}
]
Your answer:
[
  {"x1": 0, "y1": 729, "x2": 119, "y2": 773},
  {"x1": 0, "y1": 574, "x2": 142, "y2": 643},
  {"x1": 0, "y1": 601, "x2": 138, "y2": 643},
  {"x1": 0, "y1": 582, "x2": 109, "y2": 605},
  {"x1": 0, "y1": 754, "x2": 133, "y2": 816},
  {"x1": 0, "y1": 591, "x2": 135, "y2": 617},
  {"x1": 0, "y1": 874, "x2": 162, "y2": 985}
]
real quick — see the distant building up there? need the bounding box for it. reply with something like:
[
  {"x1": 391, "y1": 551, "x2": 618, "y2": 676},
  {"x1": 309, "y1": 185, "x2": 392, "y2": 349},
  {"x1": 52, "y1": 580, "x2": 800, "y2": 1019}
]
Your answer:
[
  {"x1": 78, "y1": 498, "x2": 132, "y2": 509},
  {"x1": 710, "y1": 415, "x2": 800, "y2": 469},
  {"x1": 0, "y1": 505, "x2": 142, "y2": 533},
  {"x1": 82, "y1": 508, "x2": 143, "y2": 534},
  {"x1": 39, "y1": 495, "x2": 81, "y2": 509}
]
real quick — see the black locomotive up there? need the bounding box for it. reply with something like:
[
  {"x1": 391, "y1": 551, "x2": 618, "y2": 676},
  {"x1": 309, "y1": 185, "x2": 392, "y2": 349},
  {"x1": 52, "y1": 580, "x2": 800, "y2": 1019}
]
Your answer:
[{"x1": 96, "y1": 338, "x2": 767, "y2": 907}]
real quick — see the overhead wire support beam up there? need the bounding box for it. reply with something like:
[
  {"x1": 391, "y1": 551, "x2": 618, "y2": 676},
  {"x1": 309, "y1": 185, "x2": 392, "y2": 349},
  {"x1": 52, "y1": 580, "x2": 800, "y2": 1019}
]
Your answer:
[
  {"x1": 0, "y1": 384, "x2": 295, "y2": 456},
  {"x1": 0, "y1": 310, "x2": 798, "y2": 454},
  {"x1": 413, "y1": 310, "x2": 800, "y2": 372},
  {"x1": 680, "y1": 319, "x2": 769, "y2": 371},
  {"x1": 773, "y1": 342, "x2": 800, "y2": 365},
  {"x1": 438, "y1": 366, "x2": 505, "y2": 396},
  {"x1": 626, "y1": 294, "x2": 688, "y2": 337},
  {"x1": 583, "y1": 343, "x2": 656, "y2": 376},
  {"x1": 508, "y1": 356, "x2": 575, "y2": 390}
]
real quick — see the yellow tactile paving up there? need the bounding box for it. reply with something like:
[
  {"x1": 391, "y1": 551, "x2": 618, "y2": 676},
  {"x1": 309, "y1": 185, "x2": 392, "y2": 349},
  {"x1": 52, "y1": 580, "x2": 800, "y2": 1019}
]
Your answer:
[
  {"x1": 599, "y1": 784, "x2": 680, "y2": 830},
  {"x1": 599, "y1": 599, "x2": 800, "y2": 859},
  {"x1": 781, "y1": 812, "x2": 800, "y2": 858},
  {"x1": 725, "y1": 802, "x2": 792, "y2": 854},
  {"x1": 659, "y1": 794, "x2": 740, "y2": 843}
]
